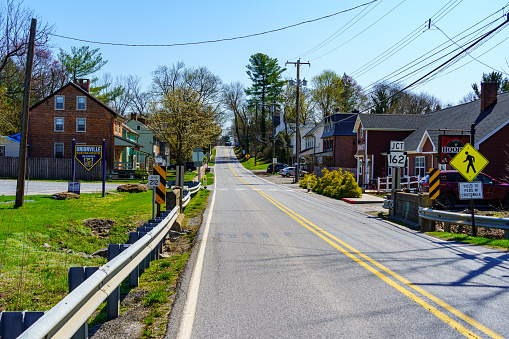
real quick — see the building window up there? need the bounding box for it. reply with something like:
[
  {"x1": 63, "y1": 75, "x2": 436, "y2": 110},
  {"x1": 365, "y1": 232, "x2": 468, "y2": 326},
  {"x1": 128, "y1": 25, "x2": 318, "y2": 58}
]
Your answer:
[
  {"x1": 55, "y1": 95, "x2": 64, "y2": 110},
  {"x1": 76, "y1": 118, "x2": 86, "y2": 132},
  {"x1": 77, "y1": 96, "x2": 86, "y2": 110},
  {"x1": 54, "y1": 143, "x2": 64, "y2": 158},
  {"x1": 439, "y1": 163, "x2": 447, "y2": 171},
  {"x1": 359, "y1": 128, "x2": 363, "y2": 138},
  {"x1": 136, "y1": 125, "x2": 141, "y2": 130},
  {"x1": 54, "y1": 117, "x2": 64, "y2": 132},
  {"x1": 0, "y1": 146, "x2": 4, "y2": 156},
  {"x1": 414, "y1": 156, "x2": 426, "y2": 178}
]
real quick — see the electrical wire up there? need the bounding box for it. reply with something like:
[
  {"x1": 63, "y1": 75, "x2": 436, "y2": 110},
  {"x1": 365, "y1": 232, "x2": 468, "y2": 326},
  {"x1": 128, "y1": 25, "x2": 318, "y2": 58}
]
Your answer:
[
  {"x1": 48, "y1": 1, "x2": 378, "y2": 47},
  {"x1": 434, "y1": 23, "x2": 509, "y2": 76},
  {"x1": 294, "y1": 0, "x2": 380, "y2": 60},
  {"x1": 310, "y1": 0, "x2": 406, "y2": 61}
]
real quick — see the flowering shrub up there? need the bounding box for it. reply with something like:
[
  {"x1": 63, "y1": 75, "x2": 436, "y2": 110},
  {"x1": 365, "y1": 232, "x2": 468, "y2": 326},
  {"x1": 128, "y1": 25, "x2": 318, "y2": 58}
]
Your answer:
[{"x1": 311, "y1": 168, "x2": 361, "y2": 199}]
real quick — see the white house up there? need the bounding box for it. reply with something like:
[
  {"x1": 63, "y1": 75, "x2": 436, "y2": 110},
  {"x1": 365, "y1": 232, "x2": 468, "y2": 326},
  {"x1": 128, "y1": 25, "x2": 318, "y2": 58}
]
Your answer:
[{"x1": 0, "y1": 135, "x2": 20, "y2": 157}]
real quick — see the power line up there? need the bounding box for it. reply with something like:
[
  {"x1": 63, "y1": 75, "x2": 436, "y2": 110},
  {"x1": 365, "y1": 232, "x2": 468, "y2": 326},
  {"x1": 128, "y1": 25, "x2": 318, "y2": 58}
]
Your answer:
[
  {"x1": 361, "y1": 15, "x2": 509, "y2": 113},
  {"x1": 48, "y1": 1, "x2": 378, "y2": 47}
]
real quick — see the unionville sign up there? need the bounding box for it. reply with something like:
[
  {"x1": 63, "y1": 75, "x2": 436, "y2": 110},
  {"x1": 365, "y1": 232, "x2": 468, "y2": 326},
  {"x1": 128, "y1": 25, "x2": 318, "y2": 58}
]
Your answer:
[{"x1": 75, "y1": 145, "x2": 102, "y2": 171}]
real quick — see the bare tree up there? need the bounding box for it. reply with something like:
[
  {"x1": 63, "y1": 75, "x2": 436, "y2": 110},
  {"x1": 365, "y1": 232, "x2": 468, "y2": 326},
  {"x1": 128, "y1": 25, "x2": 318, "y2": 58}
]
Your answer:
[{"x1": 223, "y1": 82, "x2": 251, "y2": 152}]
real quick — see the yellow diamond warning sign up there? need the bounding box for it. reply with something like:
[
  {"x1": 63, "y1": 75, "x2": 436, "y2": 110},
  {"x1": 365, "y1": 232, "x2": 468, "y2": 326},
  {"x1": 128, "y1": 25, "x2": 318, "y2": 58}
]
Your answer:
[{"x1": 449, "y1": 143, "x2": 488, "y2": 182}]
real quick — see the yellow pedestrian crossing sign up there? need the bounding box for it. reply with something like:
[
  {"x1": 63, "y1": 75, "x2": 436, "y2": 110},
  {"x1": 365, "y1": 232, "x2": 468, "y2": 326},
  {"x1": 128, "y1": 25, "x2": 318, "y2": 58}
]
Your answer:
[{"x1": 449, "y1": 143, "x2": 488, "y2": 182}]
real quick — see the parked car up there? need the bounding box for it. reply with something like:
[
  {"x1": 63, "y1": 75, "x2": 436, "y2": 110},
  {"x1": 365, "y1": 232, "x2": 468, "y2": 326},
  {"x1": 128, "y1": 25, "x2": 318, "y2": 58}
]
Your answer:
[
  {"x1": 286, "y1": 167, "x2": 308, "y2": 177},
  {"x1": 267, "y1": 163, "x2": 288, "y2": 174},
  {"x1": 434, "y1": 171, "x2": 509, "y2": 210},
  {"x1": 279, "y1": 166, "x2": 294, "y2": 177}
]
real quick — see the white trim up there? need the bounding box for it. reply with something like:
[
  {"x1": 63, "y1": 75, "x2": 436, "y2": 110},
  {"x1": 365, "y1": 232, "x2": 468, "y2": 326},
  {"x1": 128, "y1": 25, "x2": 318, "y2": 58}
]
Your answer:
[
  {"x1": 416, "y1": 130, "x2": 436, "y2": 152},
  {"x1": 76, "y1": 118, "x2": 86, "y2": 132},
  {"x1": 475, "y1": 117, "x2": 509, "y2": 148},
  {"x1": 54, "y1": 117, "x2": 64, "y2": 132},
  {"x1": 76, "y1": 96, "x2": 86, "y2": 110},
  {"x1": 54, "y1": 142, "x2": 64, "y2": 158},
  {"x1": 55, "y1": 95, "x2": 64, "y2": 110}
]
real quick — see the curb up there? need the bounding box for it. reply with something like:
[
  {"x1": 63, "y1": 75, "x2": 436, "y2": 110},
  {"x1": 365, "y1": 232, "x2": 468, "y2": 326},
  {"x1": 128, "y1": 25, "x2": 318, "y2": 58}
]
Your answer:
[{"x1": 342, "y1": 198, "x2": 356, "y2": 204}]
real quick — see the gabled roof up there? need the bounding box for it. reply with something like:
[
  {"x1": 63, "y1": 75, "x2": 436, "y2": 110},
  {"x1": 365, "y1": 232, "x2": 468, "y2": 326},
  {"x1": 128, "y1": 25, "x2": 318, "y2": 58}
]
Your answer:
[
  {"x1": 353, "y1": 113, "x2": 429, "y2": 132},
  {"x1": 304, "y1": 121, "x2": 323, "y2": 138},
  {"x1": 122, "y1": 123, "x2": 139, "y2": 136},
  {"x1": 30, "y1": 81, "x2": 122, "y2": 118},
  {"x1": 403, "y1": 91, "x2": 509, "y2": 151},
  {"x1": 322, "y1": 113, "x2": 357, "y2": 138}
]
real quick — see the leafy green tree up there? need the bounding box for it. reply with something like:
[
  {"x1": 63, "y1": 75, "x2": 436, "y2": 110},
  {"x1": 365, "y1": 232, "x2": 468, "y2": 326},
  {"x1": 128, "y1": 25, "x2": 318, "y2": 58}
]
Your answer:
[
  {"x1": 471, "y1": 71, "x2": 509, "y2": 98},
  {"x1": 370, "y1": 82, "x2": 403, "y2": 114},
  {"x1": 149, "y1": 87, "x2": 221, "y2": 165},
  {"x1": 58, "y1": 46, "x2": 107, "y2": 80},
  {"x1": 245, "y1": 53, "x2": 286, "y2": 140},
  {"x1": 311, "y1": 70, "x2": 365, "y2": 116}
]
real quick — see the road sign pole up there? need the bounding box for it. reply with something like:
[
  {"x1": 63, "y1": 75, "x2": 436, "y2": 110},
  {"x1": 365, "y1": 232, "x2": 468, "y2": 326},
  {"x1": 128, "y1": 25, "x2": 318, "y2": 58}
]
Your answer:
[
  {"x1": 102, "y1": 139, "x2": 106, "y2": 197},
  {"x1": 72, "y1": 139, "x2": 76, "y2": 183},
  {"x1": 152, "y1": 188, "x2": 156, "y2": 220},
  {"x1": 470, "y1": 123, "x2": 476, "y2": 237}
]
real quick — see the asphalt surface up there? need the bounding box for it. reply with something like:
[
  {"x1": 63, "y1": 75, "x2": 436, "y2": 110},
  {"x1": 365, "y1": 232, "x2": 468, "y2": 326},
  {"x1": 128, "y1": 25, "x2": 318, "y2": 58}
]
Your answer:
[
  {"x1": 167, "y1": 146, "x2": 509, "y2": 339},
  {"x1": 0, "y1": 179, "x2": 121, "y2": 196}
]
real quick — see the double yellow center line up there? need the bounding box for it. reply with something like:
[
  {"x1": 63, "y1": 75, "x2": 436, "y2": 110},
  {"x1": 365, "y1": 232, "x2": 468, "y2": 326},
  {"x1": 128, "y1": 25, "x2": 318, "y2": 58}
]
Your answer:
[{"x1": 225, "y1": 149, "x2": 502, "y2": 339}]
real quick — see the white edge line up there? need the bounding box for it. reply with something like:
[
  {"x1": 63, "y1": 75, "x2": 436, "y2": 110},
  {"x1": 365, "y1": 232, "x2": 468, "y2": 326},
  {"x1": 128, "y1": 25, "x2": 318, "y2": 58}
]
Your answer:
[{"x1": 177, "y1": 164, "x2": 217, "y2": 339}]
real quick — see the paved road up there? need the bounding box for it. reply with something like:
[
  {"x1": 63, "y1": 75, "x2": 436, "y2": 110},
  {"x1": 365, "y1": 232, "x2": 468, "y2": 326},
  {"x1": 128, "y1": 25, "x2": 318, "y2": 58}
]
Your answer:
[
  {"x1": 0, "y1": 179, "x2": 120, "y2": 196},
  {"x1": 168, "y1": 146, "x2": 509, "y2": 339}
]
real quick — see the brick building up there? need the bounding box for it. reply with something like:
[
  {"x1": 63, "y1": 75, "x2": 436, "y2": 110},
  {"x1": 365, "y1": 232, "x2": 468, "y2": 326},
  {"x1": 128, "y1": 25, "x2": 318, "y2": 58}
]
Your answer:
[{"x1": 28, "y1": 79, "x2": 125, "y2": 170}]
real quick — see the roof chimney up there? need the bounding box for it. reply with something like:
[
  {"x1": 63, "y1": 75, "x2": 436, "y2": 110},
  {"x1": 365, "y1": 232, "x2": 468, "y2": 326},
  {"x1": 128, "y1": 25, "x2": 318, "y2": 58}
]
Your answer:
[
  {"x1": 480, "y1": 82, "x2": 498, "y2": 111},
  {"x1": 74, "y1": 79, "x2": 90, "y2": 92},
  {"x1": 131, "y1": 113, "x2": 137, "y2": 121}
]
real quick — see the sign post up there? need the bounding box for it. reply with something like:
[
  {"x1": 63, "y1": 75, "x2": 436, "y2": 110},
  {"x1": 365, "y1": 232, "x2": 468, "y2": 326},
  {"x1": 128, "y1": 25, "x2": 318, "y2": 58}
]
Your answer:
[
  {"x1": 147, "y1": 175, "x2": 160, "y2": 220},
  {"x1": 102, "y1": 139, "x2": 106, "y2": 197},
  {"x1": 449, "y1": 142, "x2": 488, "y2": 237},
  {"x1": 153, "y1": 166, "x2": 167, "y2": 217}
]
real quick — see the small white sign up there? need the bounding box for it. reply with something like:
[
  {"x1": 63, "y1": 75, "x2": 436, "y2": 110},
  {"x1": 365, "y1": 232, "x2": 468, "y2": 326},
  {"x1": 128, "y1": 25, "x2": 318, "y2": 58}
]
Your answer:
[
  {"x1": 459, "y1": 182, "x2": 483, "y2": 200},
  {"x1": 273, "y1": 158, "x2": 277, "y2": 164},
  {"x1": 388, "y1": 151, "x2": 407, "y2": 168},
  {"x1": 148, "y1": 175, "x2": 160, "y2": 188},
  {"x1": 390, "y1": 141, "x2": 405, "y2": 151}
]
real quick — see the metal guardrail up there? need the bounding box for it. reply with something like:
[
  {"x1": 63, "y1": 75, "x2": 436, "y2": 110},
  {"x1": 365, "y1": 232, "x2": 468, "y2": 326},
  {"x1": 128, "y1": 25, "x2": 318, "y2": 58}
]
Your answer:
[
  {"x1": 419, "y1": 207, "x2": 509, "y2": 238},
  {"x1": 182, "y1": 182, "x2": 200, "y2": 208},
  {"x1": 19, "y1": 201, "x2": 187, "y2": 338}
]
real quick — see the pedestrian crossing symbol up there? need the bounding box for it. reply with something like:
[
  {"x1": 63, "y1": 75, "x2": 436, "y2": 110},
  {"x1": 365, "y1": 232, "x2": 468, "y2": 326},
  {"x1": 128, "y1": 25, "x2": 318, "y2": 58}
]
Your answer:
[{"x1": 449, "y1": 143, "x2": 489, "y2": 182}]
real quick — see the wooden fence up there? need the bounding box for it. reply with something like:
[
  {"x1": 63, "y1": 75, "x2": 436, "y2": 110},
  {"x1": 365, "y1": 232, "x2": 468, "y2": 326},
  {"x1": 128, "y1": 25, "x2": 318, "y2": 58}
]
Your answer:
[{"x1": 0, "y1": 157, "x2": 104, "y2": 181}]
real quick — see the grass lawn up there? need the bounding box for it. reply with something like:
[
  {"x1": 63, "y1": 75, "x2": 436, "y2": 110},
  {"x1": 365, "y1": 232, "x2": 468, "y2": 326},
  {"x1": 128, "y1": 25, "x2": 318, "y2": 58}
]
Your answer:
[
  {"x1": 0, "y1": 190, "x2": 153, "y2": 312},
  {"x1": 427, "y1": 231, "x2": 509, "y2": 250},
  {"x1": 233, "y1": 146, "x2": 271, "y2": 171}
]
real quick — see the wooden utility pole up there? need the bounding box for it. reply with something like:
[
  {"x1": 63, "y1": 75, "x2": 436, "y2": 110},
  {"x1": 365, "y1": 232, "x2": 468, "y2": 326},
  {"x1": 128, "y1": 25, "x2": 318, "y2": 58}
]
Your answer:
[
  {"x1": 286, "y1": 59, "x2": 310, "y2": 183},
  {"x1": 15, "y1": 18, "x2": 37, "y2": 208}
]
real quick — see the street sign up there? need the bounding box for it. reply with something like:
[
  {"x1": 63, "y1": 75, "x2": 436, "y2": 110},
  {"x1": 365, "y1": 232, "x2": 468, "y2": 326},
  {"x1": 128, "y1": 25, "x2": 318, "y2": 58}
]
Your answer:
[
  {"x1": 273, "y1": 158, "x2": 277, "y2": 164},
  {"x1": 387, "y1": 151, "x2": 407, "y2": 168},
  {"x1": 438, "y1": 135, "x2": 470, "y2": 164},
  {"x1": 147, "y1": 175, "x2": 160, "y2": 188},
  {"x1": 68, "y1": 181, "x2": 80, "y2": 194},
  {"x1": 75, "y1": 145, "x2": 102, "y2": 171},
  {"x1": 459, "y1": 182, "x2": 483, "y2": 200},
  {"x1": 449, "y1": 143, "x2": 489, "y2": 182},
  {"x1": 245, "y1": 154, "x2": 250, "y2": 159},
  {"x1": 390, "y1": 141, "x2": 404, "y2": 151},
  {"x1": 428, "y1": 168, "x2": 440, "y2": 200},
  {"x1": 153, "y1": 166, "x2": 166, "y2": 204}
]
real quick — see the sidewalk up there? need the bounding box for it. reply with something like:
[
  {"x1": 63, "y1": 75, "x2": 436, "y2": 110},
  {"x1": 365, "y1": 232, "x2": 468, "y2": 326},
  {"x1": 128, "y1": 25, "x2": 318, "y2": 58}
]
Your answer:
[{"x1": 252, "y1": 170, "x2": 386, "y2": 214}]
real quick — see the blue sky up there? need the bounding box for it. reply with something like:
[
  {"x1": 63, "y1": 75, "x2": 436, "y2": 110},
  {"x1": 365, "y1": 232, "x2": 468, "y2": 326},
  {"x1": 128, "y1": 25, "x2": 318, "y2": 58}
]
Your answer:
[{"x1": 23, "y1": 0, "x2": 509, "y2": 106}]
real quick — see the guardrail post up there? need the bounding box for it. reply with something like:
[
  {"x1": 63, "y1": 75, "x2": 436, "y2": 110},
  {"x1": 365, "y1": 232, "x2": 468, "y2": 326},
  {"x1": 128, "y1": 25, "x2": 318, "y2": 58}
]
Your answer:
[
  {"x1": 505, "y1": 230, "x2": 509, "y2": 240},
  {"x1": 107, "y1": 244, "x2": 121, "y2": 320},
  {"x1": 444, "y1": 222, "x2": 451, "y2": 233},
  {"x1": 1, "y1": 312, "x2": 23, "y2": 339},
  {"x1": 68, "y1": 267, "x2": 98, "y2": 339},
  {"x1": 128, "y1": 232, "x2": 140, "y2": 287},
  {"x1": 22, "y1": 312, "x2": 44, "y2": 332}
]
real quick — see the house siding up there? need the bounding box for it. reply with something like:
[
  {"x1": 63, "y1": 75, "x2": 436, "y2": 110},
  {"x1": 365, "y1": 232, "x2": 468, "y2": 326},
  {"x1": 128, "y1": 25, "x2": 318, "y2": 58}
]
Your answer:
[
  {"x1": 479, "y1": 123, "x2": 509, "y2": 181},
  {"x1": 333, "y1": 135, "x2": 356, "y2": 168},
  {"x1": 29, "y1": 85, "x2": 116, "y2": 168}
]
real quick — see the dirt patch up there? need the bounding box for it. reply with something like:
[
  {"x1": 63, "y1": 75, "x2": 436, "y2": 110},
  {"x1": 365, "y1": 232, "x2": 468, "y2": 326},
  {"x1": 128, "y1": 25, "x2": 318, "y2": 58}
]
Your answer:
[
  {"x1": 117, "y1": 184, "x2": 147, "y2": 193},
  {"x1": 83, "y1": 219, "x2": 115, "y2": 237}
]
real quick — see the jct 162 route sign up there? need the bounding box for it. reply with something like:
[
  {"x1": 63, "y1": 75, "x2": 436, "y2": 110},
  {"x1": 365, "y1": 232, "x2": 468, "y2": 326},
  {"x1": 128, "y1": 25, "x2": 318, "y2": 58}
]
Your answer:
[
  {"x1": 75, "y1": 145, "x2": 102, "y2": 171},
  {"x1": 449, "y1": 143, "x2": 489, "y2": 182},
  {"x1": 388, "y1": 151, "x2": 407, "y2": 168}
]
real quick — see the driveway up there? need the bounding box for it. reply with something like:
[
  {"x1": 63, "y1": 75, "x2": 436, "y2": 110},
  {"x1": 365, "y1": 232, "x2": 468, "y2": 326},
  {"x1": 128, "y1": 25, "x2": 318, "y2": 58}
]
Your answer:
[{"x1": 0, "y1": 180, "x2": 121, "y2": 196}]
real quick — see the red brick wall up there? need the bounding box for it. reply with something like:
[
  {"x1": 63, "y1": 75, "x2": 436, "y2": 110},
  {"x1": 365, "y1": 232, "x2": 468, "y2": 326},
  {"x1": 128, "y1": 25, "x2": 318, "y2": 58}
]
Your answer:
[
  {"x1": 28, "y1": 85, "x2": 115, "y2": 168},
  {"x1": 333, "y1": 135, "x2": 356, "y2": 168}
]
